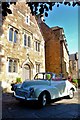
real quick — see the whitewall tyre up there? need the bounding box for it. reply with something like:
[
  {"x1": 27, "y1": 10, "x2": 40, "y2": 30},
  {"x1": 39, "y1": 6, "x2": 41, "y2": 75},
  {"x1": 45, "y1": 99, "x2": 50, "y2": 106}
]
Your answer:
[{"x1": 68, "y1": 89, "x2": 74, "y2": 99}]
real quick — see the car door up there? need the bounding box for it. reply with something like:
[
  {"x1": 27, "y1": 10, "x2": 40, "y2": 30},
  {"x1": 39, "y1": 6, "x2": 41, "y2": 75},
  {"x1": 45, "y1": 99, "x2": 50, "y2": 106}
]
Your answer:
[
  {"x1": 51, "y1": 80, "x2": 66, "y2": 97},
  {"x1": 51, "y1": 74, "x2": 66, "y2": 97}
]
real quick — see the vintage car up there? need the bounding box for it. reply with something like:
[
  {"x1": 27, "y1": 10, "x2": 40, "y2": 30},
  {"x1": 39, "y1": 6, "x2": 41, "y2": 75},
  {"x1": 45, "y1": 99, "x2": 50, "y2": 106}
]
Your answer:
[{"x1": 13, "y1": 72, "x2": 76, "y2": 107}]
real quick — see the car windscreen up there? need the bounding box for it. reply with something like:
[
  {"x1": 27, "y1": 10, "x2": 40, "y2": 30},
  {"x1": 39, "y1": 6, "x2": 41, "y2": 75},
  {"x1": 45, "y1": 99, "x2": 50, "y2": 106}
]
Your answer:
[
  {"x1": 52, "y1": 74, "x2": 66, "y2": 81},
  {"x1": 34, "y1": 73, "x2": 52, "y2": 80}
]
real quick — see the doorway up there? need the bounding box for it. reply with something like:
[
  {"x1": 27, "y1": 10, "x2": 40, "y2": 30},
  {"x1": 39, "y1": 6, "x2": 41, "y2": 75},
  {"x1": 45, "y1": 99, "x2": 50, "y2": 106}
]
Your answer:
[{"x1": 22, "y1": 64, "x2": 31, "y2": 80}]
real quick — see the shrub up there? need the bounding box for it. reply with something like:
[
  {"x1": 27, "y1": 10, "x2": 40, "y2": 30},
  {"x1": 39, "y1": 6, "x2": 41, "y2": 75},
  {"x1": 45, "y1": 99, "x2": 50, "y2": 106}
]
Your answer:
[
  {"x1": 72, "y1": 79, "x2": 78, "y2": 84},
  {"x1": 72, "y1": 79, "x2": 78, "y2": 88},
  {"x1": 16, "y1": 77, "x2": 22, "y2": 83}
]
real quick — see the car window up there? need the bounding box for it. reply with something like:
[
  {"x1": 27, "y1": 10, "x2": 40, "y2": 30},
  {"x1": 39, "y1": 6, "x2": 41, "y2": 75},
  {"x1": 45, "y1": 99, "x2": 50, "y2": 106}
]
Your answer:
[{"x1": 34, "y1": 73, "x2": 43, "y2": 80}]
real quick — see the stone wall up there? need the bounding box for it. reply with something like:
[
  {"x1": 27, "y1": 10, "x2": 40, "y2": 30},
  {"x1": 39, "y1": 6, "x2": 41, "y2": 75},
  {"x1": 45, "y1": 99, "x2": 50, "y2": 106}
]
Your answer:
[{"x1": 0, "y1": 2, "x2": 45, "y2": 88}]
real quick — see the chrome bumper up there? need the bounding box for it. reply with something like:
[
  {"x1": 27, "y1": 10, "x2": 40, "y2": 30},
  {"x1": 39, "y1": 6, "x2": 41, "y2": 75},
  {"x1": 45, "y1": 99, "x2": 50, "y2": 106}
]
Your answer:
[{"x1": 14, "y1": 92, "x2": 38, "y2": 100}]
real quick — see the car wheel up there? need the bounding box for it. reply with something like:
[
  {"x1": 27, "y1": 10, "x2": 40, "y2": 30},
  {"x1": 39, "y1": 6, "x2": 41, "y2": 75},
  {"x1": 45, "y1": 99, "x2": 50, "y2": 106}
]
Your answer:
[
  {"x1": 38, "y1": 92, "x2": 47, "y2": 107},
  {"x1": 68, "y1": 89, "x2": 74, "y2": 99}
]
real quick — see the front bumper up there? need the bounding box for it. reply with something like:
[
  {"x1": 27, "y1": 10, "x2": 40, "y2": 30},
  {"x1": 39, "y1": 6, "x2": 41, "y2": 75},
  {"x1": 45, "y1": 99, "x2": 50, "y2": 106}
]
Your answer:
[{"x1": 14, "y1": 92, "x2": 38, "y2": 101}]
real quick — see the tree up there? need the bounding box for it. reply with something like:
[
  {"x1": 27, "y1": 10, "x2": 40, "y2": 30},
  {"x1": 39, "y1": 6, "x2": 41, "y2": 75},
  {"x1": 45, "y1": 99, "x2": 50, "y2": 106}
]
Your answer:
[{"x1": 1, "y1": 1, "x2": 80, "y2": 17}]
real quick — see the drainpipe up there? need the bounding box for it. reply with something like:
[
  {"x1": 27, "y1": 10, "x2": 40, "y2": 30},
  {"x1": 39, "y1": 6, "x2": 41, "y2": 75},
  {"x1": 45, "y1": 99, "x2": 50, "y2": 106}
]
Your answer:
[
  {"x1": 60, "y1": 40, "x2": 63, "y2": 74},
  {"x1": 60, "y1": 32, "x2": 65, "y2": 77}
]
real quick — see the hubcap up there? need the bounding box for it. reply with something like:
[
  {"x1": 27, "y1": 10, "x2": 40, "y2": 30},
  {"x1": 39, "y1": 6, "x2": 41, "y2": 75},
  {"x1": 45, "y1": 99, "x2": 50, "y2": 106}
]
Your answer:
[
  {"x1": 42, "y1": 94, "x2": 46, "y2": 106},
  {"x1": 69, "y1": 90, "x2": 73, "y2": 98}
]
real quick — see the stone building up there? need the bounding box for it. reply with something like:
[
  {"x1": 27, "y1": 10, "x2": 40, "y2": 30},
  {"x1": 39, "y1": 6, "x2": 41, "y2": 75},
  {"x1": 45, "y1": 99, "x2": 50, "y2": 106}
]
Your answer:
[
  {"x1": 69, "y1": 52, "x2": 78, "y2": 79},
  {"x1": 39, "y1": 20, "x2": 69, "y2": 78},
  {"x1": 0, "y1": 2, "x2": 45, "y2": 85}
]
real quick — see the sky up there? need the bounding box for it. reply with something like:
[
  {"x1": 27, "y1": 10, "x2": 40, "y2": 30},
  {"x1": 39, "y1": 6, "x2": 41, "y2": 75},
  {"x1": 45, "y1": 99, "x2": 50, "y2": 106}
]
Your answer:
[{"x1": 44, "y1": 3, "x2": 78, "y2": 55}]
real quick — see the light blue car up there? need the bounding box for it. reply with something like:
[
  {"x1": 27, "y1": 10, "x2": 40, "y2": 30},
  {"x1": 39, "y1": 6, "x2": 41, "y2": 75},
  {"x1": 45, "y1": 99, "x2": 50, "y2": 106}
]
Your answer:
[{"x1": 13, "y1": 72, "x2": 76, "y2": 107}]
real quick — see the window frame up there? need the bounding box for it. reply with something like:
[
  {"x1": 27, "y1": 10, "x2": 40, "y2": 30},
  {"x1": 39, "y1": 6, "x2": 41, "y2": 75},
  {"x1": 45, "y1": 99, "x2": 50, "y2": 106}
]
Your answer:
[
  {"x1": 8, "y1": 59, "x2": 13, "y2": 73},
  {"x1": 9, "y1": 28, "x2": 13, "y2": 42},
  {"x1": 36, "y1": 64, "x2": 40, "y2": 73},
  {"x1": 28, "y1": 36, "x2": 31, "y2": 47},
  {"x1": 13, "y1": 60, "x2": 17, "y2": 73},
  {"x1": 23, "y1": 33, "x2": 31, "y2": 48},
  {"x1": 25, "y1": 15, "x2": 30, "y2": 25},
  {"x1": 8, "y1": 26, "x2": 18, "y2": 43},
  {"x1": 14, "y1": 30, "x2": 18, "y2": 43},
  {"x1": 35, "y1": 41, "x2": 40, "y2": 52},
  {"x1": 8, "y1": 59, "x2": 18, "y2": 73},
  {"x1": 23, "y1": 34, "x2": 27, "y2": 47}
]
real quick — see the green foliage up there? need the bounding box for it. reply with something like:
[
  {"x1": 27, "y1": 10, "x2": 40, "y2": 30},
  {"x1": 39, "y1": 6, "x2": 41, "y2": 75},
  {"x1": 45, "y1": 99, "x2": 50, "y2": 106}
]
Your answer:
[
  {"x1": 46, "y1": 74, "x2": 51, "y2": 80},
  {"x1": 16, "y1": 77, "x2": 22, "y2": 83},
  {"x1": 72, "y1": 79, "x2": 78, "y2": 88},
  {"x1": 2, "y1": 2, "x2": 80, "y2": 17},
  {"x1": 72, "y1": 79, "x2": 78, "y2": 84}
]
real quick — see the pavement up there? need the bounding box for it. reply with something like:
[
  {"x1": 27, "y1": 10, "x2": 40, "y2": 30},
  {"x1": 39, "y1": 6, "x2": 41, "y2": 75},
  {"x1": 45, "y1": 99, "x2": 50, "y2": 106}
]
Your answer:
[{"x1": 1, "y1": 88, "x2": 80, "y2": 119}]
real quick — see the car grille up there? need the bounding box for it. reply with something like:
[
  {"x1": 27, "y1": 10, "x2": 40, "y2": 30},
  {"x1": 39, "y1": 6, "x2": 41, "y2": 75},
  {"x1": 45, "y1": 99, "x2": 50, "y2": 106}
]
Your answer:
[{"x1": 15, "y1": 90, "x2": 28, "y2": 97}]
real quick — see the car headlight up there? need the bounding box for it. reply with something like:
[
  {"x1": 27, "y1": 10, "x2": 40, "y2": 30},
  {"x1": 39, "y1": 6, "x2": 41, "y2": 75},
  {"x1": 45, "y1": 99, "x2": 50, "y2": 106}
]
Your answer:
[
  {"x1": 29, "y1": 87, "x2": 34, "y2": 92},
  {"x1": 28, "y1": 87, "x2": 34, "y2": 97}
]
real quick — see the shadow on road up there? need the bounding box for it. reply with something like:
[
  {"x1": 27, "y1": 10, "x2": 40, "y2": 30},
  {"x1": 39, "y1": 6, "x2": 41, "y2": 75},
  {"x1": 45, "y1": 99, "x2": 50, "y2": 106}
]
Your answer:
[
  {"x1": 2, "y1": 91, "x2": 80, "y2": 119},
  {"x1": 2, "y1": 92, "x2": 74, "y2": 109}
]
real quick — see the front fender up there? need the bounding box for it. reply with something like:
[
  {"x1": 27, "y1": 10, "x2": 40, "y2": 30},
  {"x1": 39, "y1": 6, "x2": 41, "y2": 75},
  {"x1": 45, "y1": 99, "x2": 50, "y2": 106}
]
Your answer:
[
  {"x1": 34, "y1": 87, "x2": 50, "y2": 98},
  {"x1": 34, "y1": 85, "x2": 60, "y2": 100},
  {"x1": 11, "y1": 83, "x2": 21, "y2": 91}
]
